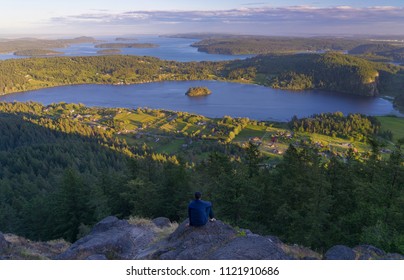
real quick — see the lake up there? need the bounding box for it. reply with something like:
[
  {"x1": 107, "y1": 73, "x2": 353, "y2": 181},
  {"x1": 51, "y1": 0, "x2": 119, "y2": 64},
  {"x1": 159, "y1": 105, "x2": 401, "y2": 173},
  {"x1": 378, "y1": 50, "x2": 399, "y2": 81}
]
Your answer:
[
  {"x1": 0, "y1": 81, "x2": 400, "y2": 121},
  {"x1": 0, "y1": 36, "x2": 251, "y2": 62}
]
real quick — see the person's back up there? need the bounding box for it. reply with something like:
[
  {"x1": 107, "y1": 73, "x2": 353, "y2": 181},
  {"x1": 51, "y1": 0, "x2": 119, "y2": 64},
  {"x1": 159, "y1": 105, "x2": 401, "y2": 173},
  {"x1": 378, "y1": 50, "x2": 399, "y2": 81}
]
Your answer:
[{"x1": 188, "y1": 192, "x2": 215, "y2": 226}]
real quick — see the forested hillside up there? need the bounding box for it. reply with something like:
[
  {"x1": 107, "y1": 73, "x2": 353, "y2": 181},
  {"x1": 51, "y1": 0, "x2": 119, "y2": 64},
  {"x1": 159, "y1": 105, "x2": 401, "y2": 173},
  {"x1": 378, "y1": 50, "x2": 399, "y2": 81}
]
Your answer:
[
  {"x1": 190, "y1": 36, "x2": 366, "y2": 55},
  {"x1": 187, "y1": 35, "x2": 404, "y2": 64},
  {"x1": 228, "y1": 52, "x2": 400, "y2": 96},
  {"x1": 0, "y1": 102, "x2": 402, "y2": 254},
  {"x1": 0, "y1": 56, "x2": 221, "y2": 94},
  {"x1": 349, "y1": 43, "x2": 404, "y2": 63},
  {"x1": 0, "y1": 37, "x2": 96, "y2": 54},
  {"x1": 0, "y1": 53, "x2": 401, "y2": 97}
]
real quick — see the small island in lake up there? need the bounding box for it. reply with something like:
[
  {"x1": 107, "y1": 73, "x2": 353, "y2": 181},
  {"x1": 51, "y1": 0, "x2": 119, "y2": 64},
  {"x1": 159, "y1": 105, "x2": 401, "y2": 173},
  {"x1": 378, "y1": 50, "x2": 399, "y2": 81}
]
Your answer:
[
  {"x1": 95, "y1": 43, "x2": 159, "y2": 49},
  {"x1": 97, "y1": 49, "x2": 122, "y2": 55},
  {"x1": 13, "y1": 49, "x2": 63, "y2": 56},
  {"x1": 185, "y1": 86, "x2": 212, "y2": 97}
]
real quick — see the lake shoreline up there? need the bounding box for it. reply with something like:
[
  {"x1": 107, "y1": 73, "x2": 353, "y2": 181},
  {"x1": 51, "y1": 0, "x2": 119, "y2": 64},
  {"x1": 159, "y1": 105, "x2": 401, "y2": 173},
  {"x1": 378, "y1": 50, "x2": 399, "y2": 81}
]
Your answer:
[{"x1": 1, "y1": 80, "x2": 401, "y2": 122}]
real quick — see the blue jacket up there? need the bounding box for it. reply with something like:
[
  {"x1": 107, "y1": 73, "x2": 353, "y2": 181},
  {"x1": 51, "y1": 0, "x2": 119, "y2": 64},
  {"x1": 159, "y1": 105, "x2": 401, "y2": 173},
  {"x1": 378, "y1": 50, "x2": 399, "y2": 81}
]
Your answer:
[{"x1": 188, "y1": 199, "x2": 214, "y2": 226}]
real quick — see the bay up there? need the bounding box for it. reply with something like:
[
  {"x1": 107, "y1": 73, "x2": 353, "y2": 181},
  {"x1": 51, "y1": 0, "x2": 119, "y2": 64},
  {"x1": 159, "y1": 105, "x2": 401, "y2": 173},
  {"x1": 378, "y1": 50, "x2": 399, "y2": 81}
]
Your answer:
[
  {"x1": 0, "y1": 36, "x2": 252, "y2": 62},
  {"x1": 0, "y1": 80, "x2": 400, "y2": 121}
]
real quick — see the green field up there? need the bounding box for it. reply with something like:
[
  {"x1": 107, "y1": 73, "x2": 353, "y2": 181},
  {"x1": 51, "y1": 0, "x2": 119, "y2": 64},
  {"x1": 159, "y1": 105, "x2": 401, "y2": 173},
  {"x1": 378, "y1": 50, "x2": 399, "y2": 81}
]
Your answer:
[
  {"x1": 108, "y1": 107, "x2": 402, "y2": 161},
  {"x1": 305, "y1": 132, "x2": 370, "y2": 153},
  {"x1": 377, "y1": 116, "x2": 404, "y2": 142},
  {"x1": 115, "y1": 111, "x2": 158, "y2": 123},
  {"x1": 234, "y1": 124, "x2": 268, "y2": 142}
]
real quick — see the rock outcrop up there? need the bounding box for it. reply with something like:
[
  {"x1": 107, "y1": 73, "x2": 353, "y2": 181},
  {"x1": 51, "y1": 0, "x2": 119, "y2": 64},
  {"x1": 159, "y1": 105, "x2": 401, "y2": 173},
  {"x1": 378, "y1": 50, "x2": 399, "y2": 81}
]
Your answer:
[
  {"x1": 2, "y1": 216, "x2": 403, "y2": 260},
  {"x1": 325, "y1": 245, "x2": 356, "y2": 260},
  {"x1": 142, "y1": 220, "x2": 291, "y2": 260},
  {"x1": 56, "y1": 216, "x2": 156, "y2": 260},
  {"x1": 141, "y1": 219, "x2": 292, "y2": 260},
  {"x1": 54, "y1": 218, "x2": 296, "y2": 260},
  {"x1": 354, "y1": 245, "x2": 386, "y2": 260},
  {"x1": 324, "y1": 244, "x2": 404, "y2": 260},
  {"x1": 0, "y1": 232, "x2": 9, "y2": 253}
]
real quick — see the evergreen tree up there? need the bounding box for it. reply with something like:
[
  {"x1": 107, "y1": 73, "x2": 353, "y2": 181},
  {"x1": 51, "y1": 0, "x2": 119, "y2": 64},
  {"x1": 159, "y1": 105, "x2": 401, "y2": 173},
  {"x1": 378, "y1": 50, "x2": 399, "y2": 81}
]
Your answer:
[{"x1": 52, "y1": 169, "x2": 89, "y2": 242}]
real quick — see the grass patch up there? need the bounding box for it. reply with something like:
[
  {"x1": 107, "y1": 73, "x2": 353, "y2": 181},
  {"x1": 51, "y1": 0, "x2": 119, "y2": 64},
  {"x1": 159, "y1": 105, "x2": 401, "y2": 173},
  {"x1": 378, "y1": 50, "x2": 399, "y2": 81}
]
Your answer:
[
  {"x1": 234, "y1": 124, "x2": 267, "y2": 141},
  {"x1": 171, "y1": 121, "x2": 187, "y2": 132},
  {"x1": 299, "y1": 132, "x2": 370, "y2": 153},
  {"x1": 184, "y1": 124, "x2": 200, "y2": 134},
  {"x1": 114, "y1": 111, "x2": 158, "y2": 127},
  {"x1": 128, "y1": 216, "x2": 178, "y2": 242}
]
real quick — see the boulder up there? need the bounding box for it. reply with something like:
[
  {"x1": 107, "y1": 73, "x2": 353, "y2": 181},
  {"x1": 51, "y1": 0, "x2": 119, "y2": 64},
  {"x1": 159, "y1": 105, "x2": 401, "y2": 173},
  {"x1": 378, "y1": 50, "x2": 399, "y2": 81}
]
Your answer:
[
  {"x1": 145, "y1": 219, "x2": 236, "y2": 260},
  {"x1": 142, "y1": 219, "x2": 291, "y2": 260},
  {"x1": 324, "y1": 245, "x2": 356, "y2": 260},
  {"x1": 55, "y1": 216, "x2": 156, "y2": 260},
  {"x1": 152, "y1": 217, "x2": 172, "y2": 229},
  {"x1": 91, "y1": 216, "x2": 128, "y2": 233},
  {"x1": 353, "y1": 245, "x2": 386, "y2": 260}
]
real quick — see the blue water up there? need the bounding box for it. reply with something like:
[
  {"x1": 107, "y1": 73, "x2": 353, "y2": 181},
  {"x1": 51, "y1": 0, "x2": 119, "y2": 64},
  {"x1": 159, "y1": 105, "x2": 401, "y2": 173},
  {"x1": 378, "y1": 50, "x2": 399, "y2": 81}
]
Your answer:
[
  {"x1": 0, "y1": 81, "x2": 400, "y2": 121},
  {"x1": 0, "y1": 36, "x2": 252, "y2": 62},
  {"x1": 0, "y1": 52, "x2": 29, "y2": 60}
]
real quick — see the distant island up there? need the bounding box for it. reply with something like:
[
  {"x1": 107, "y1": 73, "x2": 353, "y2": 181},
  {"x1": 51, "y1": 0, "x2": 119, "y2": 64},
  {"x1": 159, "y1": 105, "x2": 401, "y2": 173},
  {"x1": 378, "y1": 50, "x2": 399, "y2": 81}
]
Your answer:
[
  {"x1": 116, "y1": 37, "x2": 137, "y2": 41},
  {"x1": 95, "y1": 43, "x2": 158, "y2": 49},
  {"x1": 186, "y1": 86, "x2": 212, "y2": 97},
  {"x1": 13, "y1": 49, "x2": 63, "y2": 56},
  {"x1": 96, "y1": 49, "x2": 122, "y2": 55},
  {"x1": 190, "y1": 36, "x2": 367, "y2": 55},
  {"x1": 0, "y1": 36, "x2": 97, "y2": 54}
]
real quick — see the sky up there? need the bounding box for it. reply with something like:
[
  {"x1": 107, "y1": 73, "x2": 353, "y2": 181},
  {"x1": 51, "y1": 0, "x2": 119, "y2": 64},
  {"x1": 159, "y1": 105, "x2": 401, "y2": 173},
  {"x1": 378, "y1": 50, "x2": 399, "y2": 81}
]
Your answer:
[{"x1": 1, "y1": 0, "x2": 404, "y2": 37}]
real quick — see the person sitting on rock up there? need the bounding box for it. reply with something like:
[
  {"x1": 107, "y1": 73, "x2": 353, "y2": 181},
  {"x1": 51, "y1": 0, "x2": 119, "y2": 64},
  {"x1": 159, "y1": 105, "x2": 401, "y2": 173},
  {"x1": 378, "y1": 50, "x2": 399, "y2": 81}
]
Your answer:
[{"x1": 188, "y1": 191, "x2": 216, "y2": 226}]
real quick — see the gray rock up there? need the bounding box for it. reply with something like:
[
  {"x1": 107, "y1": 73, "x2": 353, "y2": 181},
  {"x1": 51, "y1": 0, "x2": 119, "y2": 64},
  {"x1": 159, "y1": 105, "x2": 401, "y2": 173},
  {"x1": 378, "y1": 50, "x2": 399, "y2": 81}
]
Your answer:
[
  {"x1": 0, "y1": 232, "x2": 9, "y2": 252},
  {"x1": 211, "y1": 236, "x2": 293, "y2": 260},
  {"x1": 353, "y1": 245, "x2": 386, "y2": 260},
  {"x1": 382, "y1": 253, "x2": 404, "y2": 260},
  {"x1": 152, "y1": 217, "x2": 171, "y2": 228},
  {"x1": 265, "y1": 235, "x2": 283, "y2": 245},
  {"x1": 147, "y1": 219, "x2": 236, "y2": 260},
  {"x1": 325, "y1": 245, "x2": 356, "y2": 260},
  {"x1": 55, "y1": 216, "x2": 156, "y2": 260},
  {"x1": 90, "y1": 216, "x2": 128, "y2": 233},
  {"x1": 54, "y1": 216, "x2": 403, "y2": 260},
  {"x1": 143, "y1": 219, "x2": 291, "y2": 260},
  {"x1": 86, "y1": 254, "x2": 108, "y2": 260}
]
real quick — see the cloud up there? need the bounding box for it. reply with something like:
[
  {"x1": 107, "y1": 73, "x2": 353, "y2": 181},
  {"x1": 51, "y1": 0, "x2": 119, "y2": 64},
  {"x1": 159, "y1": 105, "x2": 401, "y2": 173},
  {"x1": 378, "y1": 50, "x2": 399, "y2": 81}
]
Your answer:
[{"x1": 48, "y1": 6, "x2": 404, "y2": 35}]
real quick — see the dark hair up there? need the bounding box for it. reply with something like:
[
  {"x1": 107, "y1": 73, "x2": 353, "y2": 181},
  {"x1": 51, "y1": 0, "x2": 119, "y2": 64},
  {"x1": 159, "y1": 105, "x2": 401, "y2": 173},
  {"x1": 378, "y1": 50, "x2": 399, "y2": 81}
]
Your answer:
[{"x1": 194, "y1": 192, "x2": 202, "y2": 200}]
